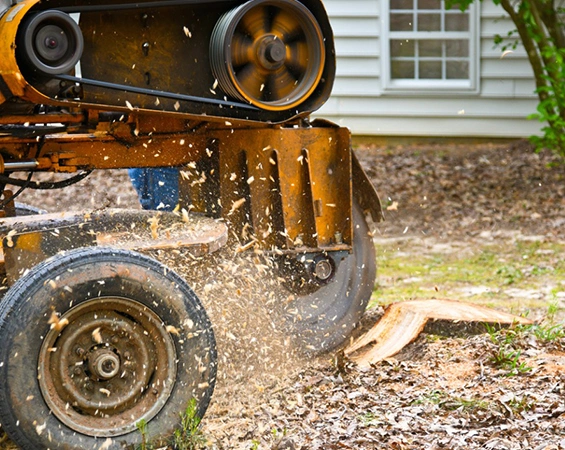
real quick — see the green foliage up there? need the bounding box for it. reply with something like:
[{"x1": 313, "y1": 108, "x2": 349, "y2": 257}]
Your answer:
[
  {"x1": 134, "y1": 399, "x2": 207, "y2": 450},
  {"x1": 546, "y1": 301, "x2": 561, "y2": 321},
  {"x1": 411, "y1": 389, "x2": 445, "y2": 406},
  {"x1": 496, "y1": 265, "x2": 523, "y2": 285},
  {"x1": 412, "y1": 389, "x2": 491, "y2": 412},
  {"x1": 135, "y1": 419, "x2": 154, "y2": 450},
  {"x1": 485, "y1": 324, "x2": 533, "y2": 376},
  {"x1": 448, "y1": 0, "x2": 565, "y2": 159},
  {"x1": 172, "y1": 398, "x2": 207, "y2": 450},
  {"x1": 490, "y1": 347, "x2": 532, "y2": 376},
  {"x1": 505, "y1": 395, "x2": 534, "y2": 413},
  {"x1": 484, "y1": 316, "x2": 565, "y2": 376},
  {"x1": 530, "y1": 322, "x2": 565, "y2": 341}
]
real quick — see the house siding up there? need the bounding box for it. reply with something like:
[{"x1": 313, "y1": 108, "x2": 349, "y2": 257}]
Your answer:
[{"x1": 315, "y1": 0, "x2": 541, "y2": 138}]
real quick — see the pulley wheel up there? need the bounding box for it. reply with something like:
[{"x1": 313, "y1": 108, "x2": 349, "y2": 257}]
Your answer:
[
  {"x1": 210, "y1": 0, "x2": 325, "y2": 110},
  {"x1": 16, "y1": 10, "x2": 84, "y2": 77}
]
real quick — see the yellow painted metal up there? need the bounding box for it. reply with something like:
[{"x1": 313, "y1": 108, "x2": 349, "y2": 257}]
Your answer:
[
  {"x1": 0, "y1": 209, "x2": 228, "y2": 283},
  {"x1": 0, "y1": 105, "x2": 376, "y2": 254},
  {"x1": 182, "y1": 123, "x2": 353, "y2": 251},
  {"x1": 0, "y1": 0, "x2": 40, "y2": 102},
  {"x1": 0, "y1": 0, "x2": 369, "y2": 256},
  {"x1": 0, "y1": 0, "x2": 335, "y2": 124}
]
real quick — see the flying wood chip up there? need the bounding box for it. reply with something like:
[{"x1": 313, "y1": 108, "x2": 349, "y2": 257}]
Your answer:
[{"x1": 345, "y1": 299, "x2": 533, "y2": 368}]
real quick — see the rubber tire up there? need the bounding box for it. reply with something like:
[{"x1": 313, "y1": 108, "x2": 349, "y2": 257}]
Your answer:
[
  {"x1": 285, "y1": 201, "x2": 376, "y2": 352},
  {"x1": 0, "y1": 247, "x2": 216, "y2": 450},
  {"x1": 14, "y1": 201, "x2": 47, "y2": 216}
]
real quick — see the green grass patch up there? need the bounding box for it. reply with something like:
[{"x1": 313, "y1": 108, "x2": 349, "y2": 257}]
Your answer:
[
  {"x1": 371, "y1": 238, "x2": 565, "y2": 315},
  {"x1": 412, "y1": 389, "x2": 491, "y2": 412}
]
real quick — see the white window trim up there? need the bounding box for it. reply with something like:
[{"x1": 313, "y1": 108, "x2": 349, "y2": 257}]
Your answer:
[{"x1": 381, "y1": 0, "x2": 480, "y2": 95}]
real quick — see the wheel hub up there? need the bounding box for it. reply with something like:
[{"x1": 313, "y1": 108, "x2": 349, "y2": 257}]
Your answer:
[
  {"x1": 89, "y1": 349, "x2": 120, "y2": 380},
  {"x1": 38, "y1": 297, "x2": 177, "y2": 437},
  {"x1": 257, "y1": 35, "x2": 286, "y2": 70},
  {"x1": 313, "y1": 257, "x2": 333, "y2": 282},
  {"x1": 36, "y1": 25, "x2": 69, "y2": 63}
]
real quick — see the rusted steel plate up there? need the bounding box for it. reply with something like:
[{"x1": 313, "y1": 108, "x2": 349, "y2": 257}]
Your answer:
[
  {"x1": 345, "y1": 299, "x2": 533, "y2": 368},
  {"x1": 0, "y1": 209, "x2": 227, "y2": 283}
]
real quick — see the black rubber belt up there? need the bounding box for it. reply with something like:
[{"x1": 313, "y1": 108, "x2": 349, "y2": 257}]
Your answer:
[
  {"x1": 56, "y1": 74, "x2": 260, "y2": 111},
  {"x1": 55, "y1": 0, "x2": 239, "y2": 13}
]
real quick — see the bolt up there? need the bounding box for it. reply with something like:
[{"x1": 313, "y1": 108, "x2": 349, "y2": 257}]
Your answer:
[
  {"x1": 314, "y1": 259, "x2": 333, "y2": 281},
  {"x1": 111, "y1": 336, "x2": 119, "y2": 344},
  {"x1": 152, "y1": 388, "x2": 159, "y2": 395},
  {"x1": 73, "y1": 367, "x2": 82, "y2": 376},
  {"x1": 84, "y1": 381, "x2": 93, "y2": 391},
  {"x1": 123, "y1": 351, "x2": 131, "y2": 360},
  {"x1": 75, "y1": 347, "x2": 85, "y2": 357},
  {"x1": 334, "y1": 231, "x2": 343, "y2": 244}
]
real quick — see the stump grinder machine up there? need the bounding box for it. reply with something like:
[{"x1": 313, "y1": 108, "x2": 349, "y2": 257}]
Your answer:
[{"x1": 0, "y1": 0, "x2": 383, "y2": 447}]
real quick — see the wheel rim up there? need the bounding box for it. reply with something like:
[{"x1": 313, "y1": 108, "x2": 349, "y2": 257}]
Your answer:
[
  {"x1": 38, "y1": 297, "x2": 177, "y2": 437},
  {"x1": 210, "y1": 0, "x2": 325, "y2": 110}
]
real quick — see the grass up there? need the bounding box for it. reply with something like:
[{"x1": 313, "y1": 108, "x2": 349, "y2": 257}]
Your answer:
[
  {"x1": 482, "y1": 314, "x2": 565, "y2": 377},
  {"x1": 412, "y1": 390, "x2": 491, "y2": 412},
  {"x1": 135, "y1": 398, "x2": 207, "y2": 450},
  {"x1": 172, "y1": 399, "x2": 207, "y2": 450},
  {"x1": 371, "y1": 237, "x2": 565, "y2": 317}
]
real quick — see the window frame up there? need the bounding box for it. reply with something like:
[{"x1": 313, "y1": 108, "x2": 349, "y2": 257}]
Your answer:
[{"x1": 381, "y1": 0, "x2": 480, "y2": 94}]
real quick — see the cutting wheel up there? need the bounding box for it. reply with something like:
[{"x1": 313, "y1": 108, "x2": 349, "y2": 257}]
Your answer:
[{"x1": 210, "y1": 0, "x2": 325, "y2": 110}]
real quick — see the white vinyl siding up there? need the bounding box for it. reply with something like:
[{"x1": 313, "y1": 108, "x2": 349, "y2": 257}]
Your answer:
[{"x1": 316, "y1": 0, "x2": 540, "y2": 138}]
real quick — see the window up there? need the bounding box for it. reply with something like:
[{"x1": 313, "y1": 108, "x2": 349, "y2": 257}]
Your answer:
[{"x1": 382, "y1": 0, "x2": 478, "y2": 92}]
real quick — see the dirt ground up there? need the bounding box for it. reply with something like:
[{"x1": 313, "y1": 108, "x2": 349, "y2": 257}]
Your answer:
[{"x1": 1, "y1": 139, "x2": 565, "y2": 449}]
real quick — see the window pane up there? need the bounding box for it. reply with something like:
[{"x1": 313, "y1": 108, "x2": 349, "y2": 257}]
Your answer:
[
  {"x1": 446, "y1": 61, "x2": 469, "y2": 79},
  {"x1": 391, "y1": 0, "x2": 413, "y2": 9},
  {"x1": 391, "y1": 39, "x2": 415, "y2": 57},
  {"x1": 392, "y1": 60, "x2": 415, "y2": 78},
  {"x1": 446, "y1": 40, "x2": 469, "y2": 57},
  {"x1": 387, "y1": 0, "x2": 473, "y2": 87},
  {"x1": 419, "y1": 40, "x2": 442, "y2": 57},
  {"x1": 420, "y1": 61, "x2": 442, "y2": 78},
  {"x1": 391, "y1": 13, "x2": 414, "y2": 31},
  {"x1": 418, "y1": 0, "x2": 440, "y2": 9},
  {"x1": 445, "y1": 13, "x2": 469, "y2": 31},
  {"x1": 417, "y1": 13, "x2": 441, "y2": 31}
]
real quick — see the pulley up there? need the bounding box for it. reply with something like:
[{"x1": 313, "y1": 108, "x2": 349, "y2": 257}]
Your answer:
[
  {"x1": 210, "y1": 0, "x2": 325, "y2": 111},
  {"x1": 16, "y1": 10, "x2": 84, "y2": 77}
]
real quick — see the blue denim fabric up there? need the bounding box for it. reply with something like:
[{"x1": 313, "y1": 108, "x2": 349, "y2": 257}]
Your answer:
[{"x1": 128, "y1": 167, "x2": 180, "y2": 211}]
